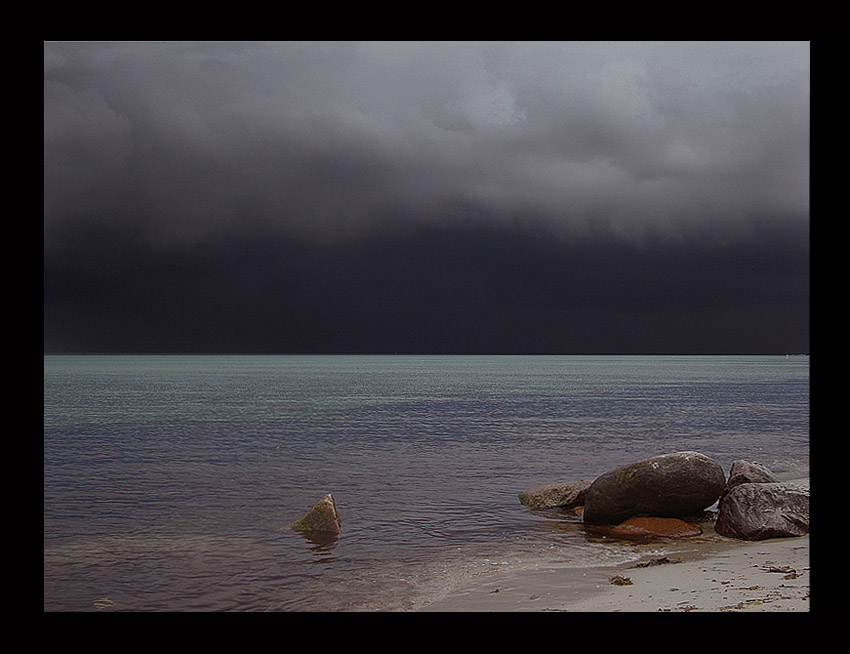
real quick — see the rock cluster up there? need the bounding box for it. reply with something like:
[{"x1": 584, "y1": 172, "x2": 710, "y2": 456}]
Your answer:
[{"x1": 518, "y1": 452, "x2": 809, "y2": 542}]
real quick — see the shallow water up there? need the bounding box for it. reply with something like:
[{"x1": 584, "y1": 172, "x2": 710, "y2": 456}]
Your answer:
[{"x1": 43, "y1": 354, "x2": 809, "y2": 611}]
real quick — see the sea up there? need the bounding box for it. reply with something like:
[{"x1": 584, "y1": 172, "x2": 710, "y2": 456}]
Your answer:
[{"x1": 43, "y1": 354, "x2": 810, "y2": 611}]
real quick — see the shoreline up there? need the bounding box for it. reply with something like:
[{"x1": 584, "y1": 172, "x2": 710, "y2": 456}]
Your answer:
[
  {"x1": 417, "y1": 534, "x2": 809, "y2": 612},
  {"x1": 416, "y1": 474, "x2": 810, "y2": 614}
]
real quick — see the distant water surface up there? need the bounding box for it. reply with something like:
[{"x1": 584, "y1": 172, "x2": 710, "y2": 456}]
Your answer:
[{"x1": 43, "y1": 355, "x2": 809, "y2": 611}]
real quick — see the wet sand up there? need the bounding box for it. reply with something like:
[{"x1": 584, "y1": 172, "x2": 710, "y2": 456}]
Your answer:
[{"x1": 418, "y1": 533, "x2": 810, "y2": 612}]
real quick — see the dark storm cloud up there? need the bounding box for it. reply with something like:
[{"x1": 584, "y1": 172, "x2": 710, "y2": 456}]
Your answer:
[{"x1": 43, "y1": 41, "x2": 810, "y2": 353}]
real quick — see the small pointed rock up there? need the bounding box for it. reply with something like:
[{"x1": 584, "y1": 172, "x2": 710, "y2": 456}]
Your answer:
[{"x1": 292, "y1": 493, "x2": 341, "y2": 534}]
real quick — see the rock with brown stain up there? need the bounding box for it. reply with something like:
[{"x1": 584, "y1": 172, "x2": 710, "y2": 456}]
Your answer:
[{"x1": 610, "y1": 516, "x2": 702, "y2": 539}]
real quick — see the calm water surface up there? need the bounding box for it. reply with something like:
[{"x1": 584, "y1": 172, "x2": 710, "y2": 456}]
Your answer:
[{"x1": 43, "y1": 355, "x2": 809, "y2": 611}]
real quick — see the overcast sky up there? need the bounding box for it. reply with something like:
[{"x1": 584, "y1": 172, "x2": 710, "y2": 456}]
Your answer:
[{"x1": 44, "y1": 41, "x2": 810, "y2": 354}]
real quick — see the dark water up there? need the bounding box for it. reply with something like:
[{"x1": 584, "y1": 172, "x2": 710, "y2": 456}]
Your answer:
[{"x1": 43, "y1": 354, "x2": 809, "y2": 611}]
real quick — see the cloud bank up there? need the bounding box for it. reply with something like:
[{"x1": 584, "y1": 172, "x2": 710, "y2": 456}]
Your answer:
[{"x1": 44, "y1": 41, "x2": 810, "y2": 353}]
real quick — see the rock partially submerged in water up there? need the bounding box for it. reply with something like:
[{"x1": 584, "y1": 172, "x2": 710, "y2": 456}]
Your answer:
[
  {"x1": 518, "y1": 480, "x2": 592, "y2": 509},
  {"x1": 608, "y1": 516, "x2": 703, "y2": 539},
  {"x1": 292, "y1": 493, "x2": 341, "y2": 534},
  {"x1": 715, "y1": 481, "x2": 809, "y2": 540},
  {"x1": 584, "y1": 516, "x2": 703, "y2": 541},
  {"x1": 519, "y1": 453, "x2": 808, "y2": 543},
  {"x1": 583, "y1": 451, "x2": 726, "y2": 525}
]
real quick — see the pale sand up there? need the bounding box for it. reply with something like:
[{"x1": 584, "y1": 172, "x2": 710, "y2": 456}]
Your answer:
[{"x1": 417, "y1": 534, "x2": 810, "y2": 612}]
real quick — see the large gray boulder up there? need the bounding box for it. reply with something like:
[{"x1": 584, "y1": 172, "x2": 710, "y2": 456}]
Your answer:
[
  {"x1": 715, "y1": 481, "x2": 809, "y2": 540},
  {"x1": 583, "y1": 451, "x2": 726, "y2": 525},
  {"x1": 518, "y1": 480, "x2": 592, "y2": 509}
]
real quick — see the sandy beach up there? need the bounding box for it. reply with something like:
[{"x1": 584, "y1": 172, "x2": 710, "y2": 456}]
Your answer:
[{"x1": 418, "y1": 533, "x2": 810, "y2": 612}]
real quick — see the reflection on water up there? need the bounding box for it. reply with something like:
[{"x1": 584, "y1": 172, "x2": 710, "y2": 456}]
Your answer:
[
  {"x1": 44, "y1": 355, "x2": 809, "y2": 611},
  {"x1": 297, "y1": 529, "x2": 340, "y2": 563}
]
